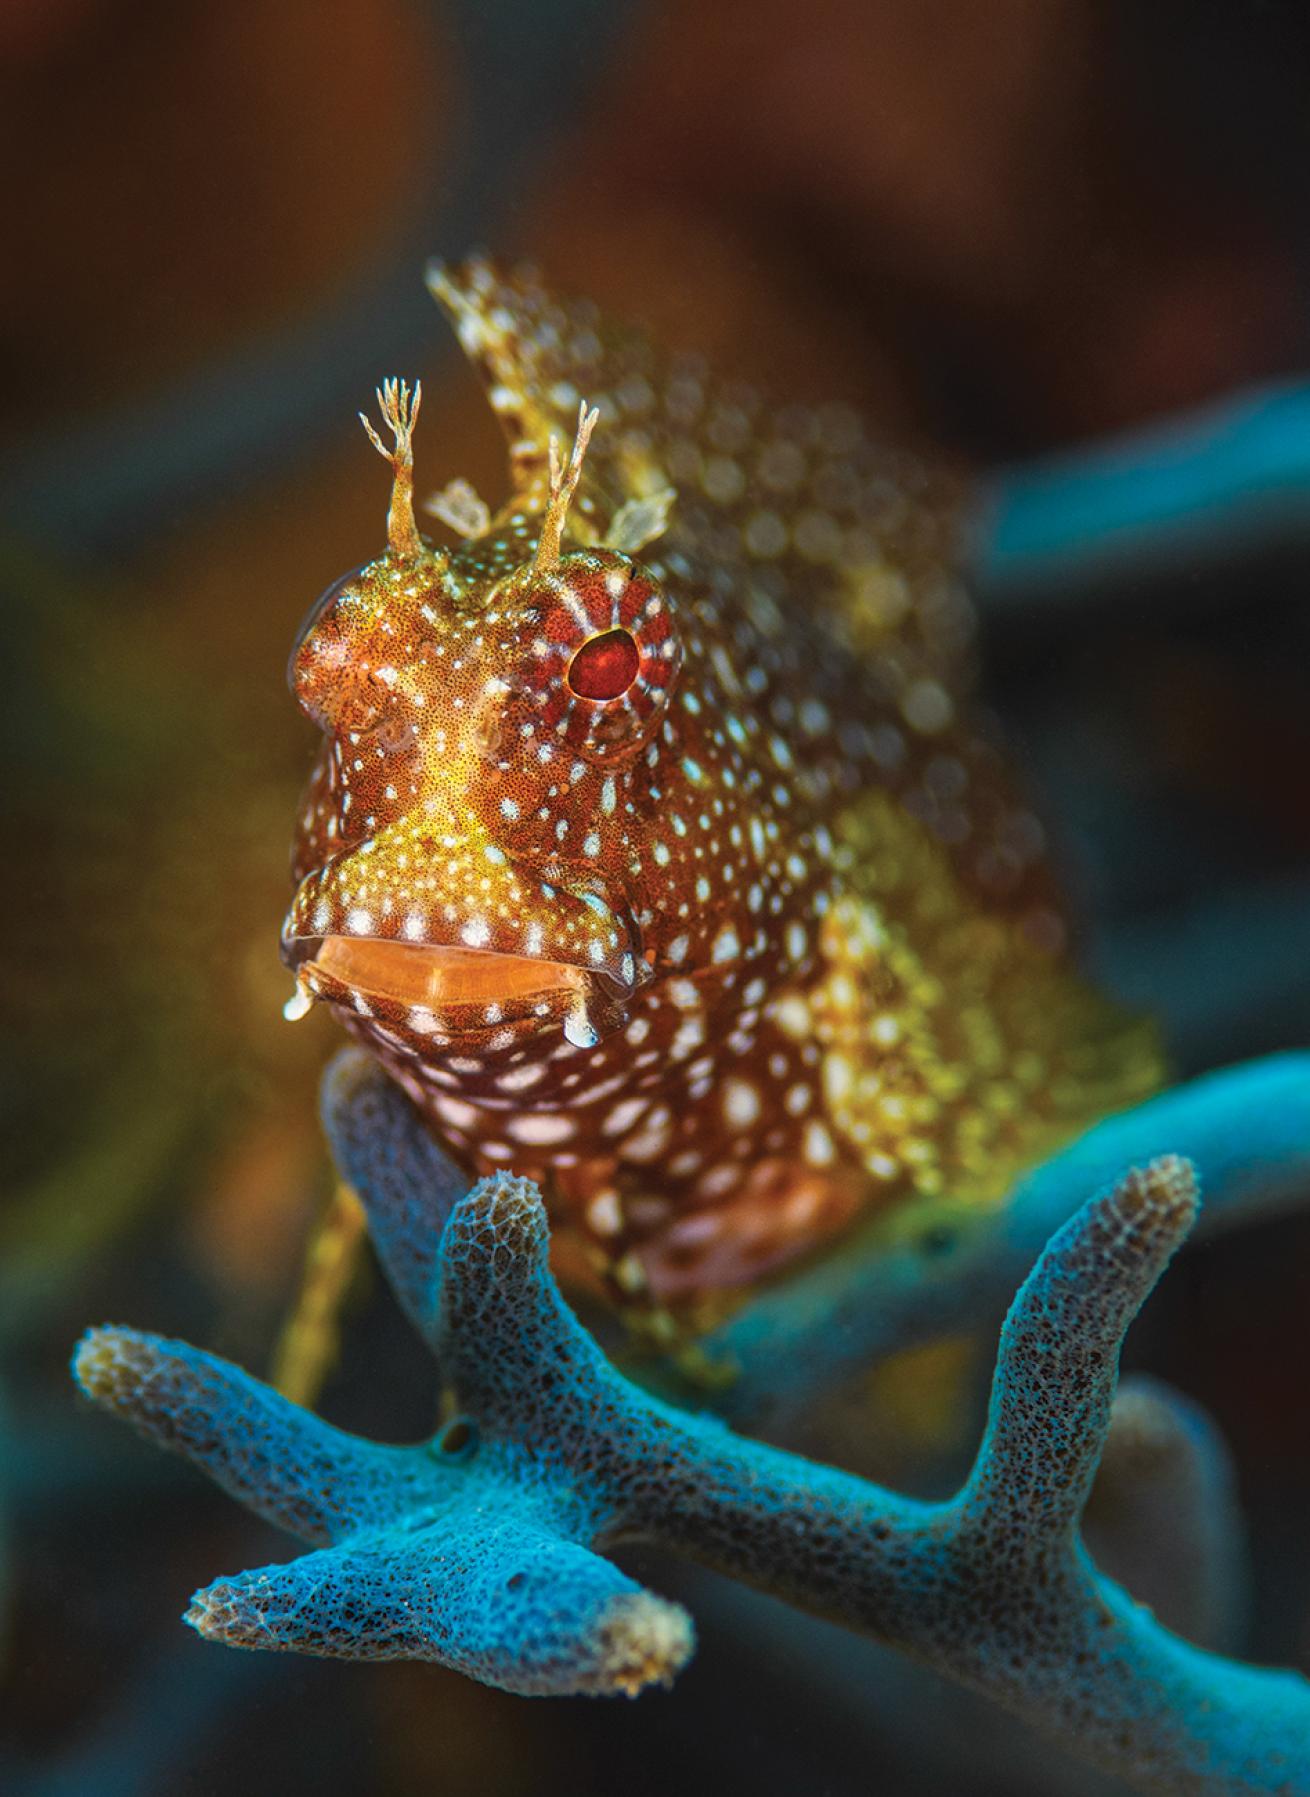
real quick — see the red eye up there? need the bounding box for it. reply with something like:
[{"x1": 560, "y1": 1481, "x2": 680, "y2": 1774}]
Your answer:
[
  {"x1": 529, "y1": 558, "x2": 682, "y2": 761},
  {"x1": 567, "y1": 628, "x2": 641, "y2": 700}
]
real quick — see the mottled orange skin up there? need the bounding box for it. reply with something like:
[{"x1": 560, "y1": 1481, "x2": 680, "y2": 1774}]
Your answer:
[{"x1": 283, "y1": 259, "x2": 1160, "y2": 1321}]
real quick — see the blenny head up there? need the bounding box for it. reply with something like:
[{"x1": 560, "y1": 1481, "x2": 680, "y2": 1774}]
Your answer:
[{"x1": 282, "y1": 379, "x2": 682, "y2": 1055}]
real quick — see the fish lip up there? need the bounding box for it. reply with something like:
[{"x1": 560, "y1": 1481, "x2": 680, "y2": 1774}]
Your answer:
[
  {"x1": 281, "y1": 932, "x2": 645, "y2": 1049},
  {"x1": 279, "y1": 894, "x2": 650, "y2": 1007},
  {"x1": 281, "y1": 838, "x2": 650, "y2": 1015},
  {"x1": 281, "y1": 930, "x2": 633, "y2": 1004}
]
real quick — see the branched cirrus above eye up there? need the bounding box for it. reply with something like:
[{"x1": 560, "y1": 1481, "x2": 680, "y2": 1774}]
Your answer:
[{"x1": 567, "y1": 629, "x2": 641, "y2": 701}]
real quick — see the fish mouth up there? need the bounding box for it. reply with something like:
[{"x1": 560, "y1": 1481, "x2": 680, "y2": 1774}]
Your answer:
[
  {"x1": 281, "y1": 829, "x2": 648, "y2": 1044},
  {"x1": 287, "y1": 933, "x2": 595, "y2": 1015}
]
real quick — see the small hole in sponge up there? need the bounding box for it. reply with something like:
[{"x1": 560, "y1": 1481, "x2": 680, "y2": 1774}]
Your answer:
[
  {"x1": 437, "y1": 1417, "x2": 477, "y2": 1458},
  {"x1": 506, "y1": 1572, "x2": 527, "y2": 1591}
]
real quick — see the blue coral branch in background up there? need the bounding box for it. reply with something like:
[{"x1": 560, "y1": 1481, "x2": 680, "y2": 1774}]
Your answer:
[
  {"x1": 1084, "y1": 1374, "x2": 1249, "y2": 1654},
  {"x1": 700, "y1": 1051, "x2": 1310, "y2": 1425},
  {"x1": 978, "y1": 375, "x2": 1310, "y2": 598},
  {"x1": 73, "y1": 1054, "x2": 1310, "y2": 1793},
  {"x1": 317, "y1": 1051, "x2": 471, "y2": 1350}
]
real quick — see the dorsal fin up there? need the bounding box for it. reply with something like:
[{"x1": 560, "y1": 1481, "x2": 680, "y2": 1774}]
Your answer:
[{"x1": 426, "y1": 258, "x2": 672, "y2": 544}]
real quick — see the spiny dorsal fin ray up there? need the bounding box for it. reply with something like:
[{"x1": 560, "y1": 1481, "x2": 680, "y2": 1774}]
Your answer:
[
  {"x1": 427, "y1": 258, "x2": 674, "y2": 549},
  {"x1": 426, "y1": 257, "x2": 972, "y2": 695}
]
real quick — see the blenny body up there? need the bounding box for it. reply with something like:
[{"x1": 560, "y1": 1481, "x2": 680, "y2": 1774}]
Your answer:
[{"x1": 283, "y1": 259, "x2": 1159, "y2": 1322}]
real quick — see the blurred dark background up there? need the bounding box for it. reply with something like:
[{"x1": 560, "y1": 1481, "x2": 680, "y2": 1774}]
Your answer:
[{"x1": 2, "y1": 3, "x2": 1308, "y2": 1792}]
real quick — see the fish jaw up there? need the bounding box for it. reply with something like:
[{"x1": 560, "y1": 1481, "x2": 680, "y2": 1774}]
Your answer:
[{"x1": 280, "y1": 816, "x2": 648, "y2": 1048}]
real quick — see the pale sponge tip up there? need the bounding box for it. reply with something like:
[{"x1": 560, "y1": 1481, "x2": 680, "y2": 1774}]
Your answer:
[
  {"x1": 594, "y1": 1591, "x2": 696, "y2": 1697},
  {"x1": 1107, "y1": 1154, "x2": 1200, "y2": 1240},
  {"x1": 71, "y1": 1325, "x2": 142, "y2": 1406}
]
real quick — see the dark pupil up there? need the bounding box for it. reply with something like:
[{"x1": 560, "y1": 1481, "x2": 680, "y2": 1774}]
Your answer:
[{"x1": 568, "y1": 629, "x2": 641, "y2": 700}]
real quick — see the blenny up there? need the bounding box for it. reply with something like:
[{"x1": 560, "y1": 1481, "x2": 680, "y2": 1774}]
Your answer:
[{"x1": 282, "y1": 258, "x2": 1159, "y2": 1324}]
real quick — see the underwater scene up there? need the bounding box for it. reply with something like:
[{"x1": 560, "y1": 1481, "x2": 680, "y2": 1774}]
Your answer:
[{"x1": 3, "y1": 3, "x2": 1310, "y2": 1793}]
